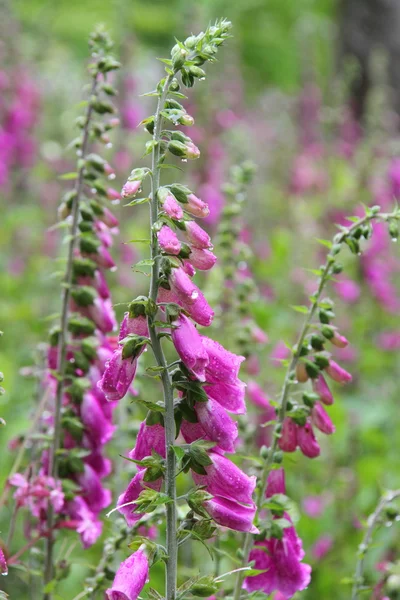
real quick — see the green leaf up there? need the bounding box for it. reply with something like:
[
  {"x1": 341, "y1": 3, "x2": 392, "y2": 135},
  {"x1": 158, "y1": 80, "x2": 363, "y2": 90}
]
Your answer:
[
  {"x1": 135, "y1": 259, "x2": 155, "y2": 267},
  {"x1": 315, "y1": 238, "x2": 333, "y2": 248},
  {"x1": 290, "y1": 305, "x2": 309, "y2": 314},
  {"x1": 58, "y1": 172, "x2": 78, "y2": 180},
  {"x1": 124, "y1": 197, "x2": 151, "y2": 207},
  {"x1": 171, "y1": 445, "x2": 186, "y2": 461}
]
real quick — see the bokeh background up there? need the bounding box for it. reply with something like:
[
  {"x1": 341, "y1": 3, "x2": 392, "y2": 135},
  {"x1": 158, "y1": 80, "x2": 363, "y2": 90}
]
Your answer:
[{"x1": 1, "y1": 0, "x2": 400, "y2": 598}]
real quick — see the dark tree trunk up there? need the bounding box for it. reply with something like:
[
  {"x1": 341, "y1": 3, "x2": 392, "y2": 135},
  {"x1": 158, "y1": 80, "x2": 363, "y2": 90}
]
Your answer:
[{"x1": 339, "y1": 0, "x2": 400, "y2": 119}]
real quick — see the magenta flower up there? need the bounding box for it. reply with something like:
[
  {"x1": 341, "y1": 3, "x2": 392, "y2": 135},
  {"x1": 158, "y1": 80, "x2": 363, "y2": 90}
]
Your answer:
[
  {"x1": 325, "y1": 360, "x2": 352, "y2": 384},
  {"x1": 66, "y1": 497, "x2": 102, "y2": 548},
  {"x1": 128, "y1": 422, "x2": 166, "y2": 462},
  {"x1": 311, "y1": 402, "x2": 335, "y2": 435},
  {"x1": 121, "y1": 179, "x2": 141, "y2": 199},
  {"x1": 303, "y1": 495, "x2": 326, "y2": 519},
  {"x1": 158, "y1": 225, "x2": 181, "y2": 255},
  {"x1": 188, "y1": 247, "x2": 217, "y2": 270},
  {"x1": 0, "y1": 546, "x2": 7, "y2": 576},
  {"x1": 98, "y1": 347, "x2": 139, "y2": 401},
  {"x1": 77, "y1": 464, "x2": 112, "y2": 514},
  {"x1": 203, "y1": 496, "x2": 258, "y2": 533},
  {"x1": 312, "y1": 374, "x2": 333, "y2": 405},
  {"x1": 118, "y1": 313, "x2": 148, "y2": 341},
  {"x1": 311, "y1": 534, "x2": 333, "y2": 560},
  {"x1": 191, "y1": 451, "x2": 256, "y2": 505},
  {"x1": 106, "y1": 547, "x2": 149, "y2": 600},
  {"x1": 171, "y1": 314, "x2": 209, "y2": 381},
  {"x1": 278, "y1": 417, "x2": 297, "y2": 453},
  {"x1": 117, "y1": 470, "x2": 162, "y2": 527},
  {"x1": 169, "y1": 267, "x2": 214, "y2": 327},
  {"x1": 185, "y1": 193, "x2": 210, "y2": 218},
  {"x1": 297, "y1": 421, "x2": 320, "y2": 459},
  {"x1": 201, "y1": 336, "x2": 244, "y2": 384},
  {"x1": 184, "y1": 220, "x2": 212, "y2": 248},
  {"x1": 162, "y1": 194, "x2": 184, "y2": 219},
  {"x1": 80, "y1": 391, "x2": 116, "y2": 446},
  {"x1": 194, "y1": 398, "x2": 238, "y2": 453},
  {"x1": 244, "y1": 522, "x2": 311, "y2": 598},
  {"x1": 204, "y1": 380, "x2": 246, "y2": 414},
  {"x1": 266, "y1": 468, "x2": 286, "y2": 497}
]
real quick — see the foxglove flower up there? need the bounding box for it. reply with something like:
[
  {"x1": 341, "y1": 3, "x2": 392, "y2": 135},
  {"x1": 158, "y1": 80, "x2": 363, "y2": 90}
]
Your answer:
[
  {"x1": 98, "y1": 347, "x2": 139, "y2": 401},
  {"x1": 185, "y1": 193, "x2": 210, "y2": 218},
  {"x1": 194, "y1": 398, "x2": 238, "y2": 453},
  {"x1": 158, "y1": 225, "x2": 181, "y2": 255},
  {"x1": 187, "y1": 247, "x2": 217, "y2": 270},
  {"x1": 106, "y1": 547, "x2": 149, "y2": 600},
  {"x1": 203, "y1": 496, "x2": 258, "y2": 533},
  {"x1": 171, "y1": 314, "x2": 209, "y2": 381},
  {"x1": 169, "y1": 267, "x2": 214, "y2": 327},
  {"x1": 117, "y1": 470, "x2": 162, "y2": 527},
  {"x1": 184, "y1": 220, "x2": 212, "y2": 249},
  {"x1": 201, "y1": 336, "x2": 244, "y2": 383},
  {"x1": 129, "y1": 422, "x2": 166, "y2": 462},
  {"x1": 162, "y1": 193, "x2": 184, "y2": 219}
]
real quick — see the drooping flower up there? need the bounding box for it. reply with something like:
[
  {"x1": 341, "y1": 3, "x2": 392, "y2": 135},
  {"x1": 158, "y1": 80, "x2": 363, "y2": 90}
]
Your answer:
[
  {"x1": 203, "y1": 496, "x2": 258, "y2": 533},
  {"x1": 128, "y1": 422, "x2": 166, "y2": 463},
  {"x1": 171, "y1": 314, "x2": 209, "y2": 381},
  {"x1": 106, "y1": 547, "x2": 149, "y2": 600},
  {"x1": 194, "y1": 397, "x2": 238, "y2": 453},
  {"x1": 98, "y1": 347, "x2": 139, "y2": 402}
]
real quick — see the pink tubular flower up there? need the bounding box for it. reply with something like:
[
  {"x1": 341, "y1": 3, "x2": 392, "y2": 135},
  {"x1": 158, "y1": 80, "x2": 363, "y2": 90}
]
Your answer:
[
  {"x1": 311, "y1": 402, "x2": 335, "y2": 435},
  {"x1": 192, "y1": 451, "x2": 256, "y2": 505},
  {"x1": 0, "y1": 546, "x2": 7, "y2": 576},
  {"x1": 106, "y1": 547, "x2": 149, "y2": 600},
  {"x1": 201, "y1": 336, "x2": 244, "y2": 384},
  {"x1": 194, "y1": 398, "x2": 238, "y2": 453},
  {"x1": 311, "y1": 534, "x2": 333, "y2": 560},
  {"x1": 121, "y1": 179, "x2": 141, "y2": 199},
  {"x1": 203, "y1": 496, "x2": 258, "y2": 533},
  {"x1": 278, "y1": 418, "x2": 297, "y2": 453},
  {"x1": 80, "y1": 391, "x2": 115, "y2": 446},
  {"x1": 162, "y1": 194, "x2": 184, "y2": 219},
  {"x1": 158, "y1": 225, "x2": 181, "y2": 255},
  {"x1": 312, "y1": 374, "x2": 334, "y2": 405},
  {"x1": 330, "y1": 330, "x2": 349, "y2": 348},
  {"x1": 187, "y1": 247, "x2": 217, "y2": 270},
  {"x1": 128, "y1": 422, "x2": 166, "y2": 462},
  {"x1": 204, "y1": 380, "x2": 246, "y2": 414},
  {"x1": 266, "y1": 468, "x2": 286, "y2": 497},
  {"x1": 297, "y1": 421, "x2": 320, "y2": 458},
  {"x1": 185, "y1": 193, "x2": 210, "y2": 218},
  {"x1": 77, "y1": 464, "x2": 112, "y2": 514},
  {"x1": 184, "y1": 220, "x2": 212, "y2": 248},
  {"x1": 98, "y1": 347, "x2": 139, "y2": 401},
  {"x1": 244, "y1": 523, "x2": 311, "y2": 598},
  {"x1": 117, "y1": 470, "x2": 162, "y2": 526},
  {"x1": 325, "y1": 360, "x2": 352, "y2": 384},
  {"x1": 169, "y1": 267, "x2": 214, "y2": 327},
  {"x1": 66, "y1": 497, "x2": 102, "y2": 548},
  {"x1": 118, "y1": 313, "x2": 149, "y2": 341},
  {"x1": 171, "y1": 314, "x2": 209, "y2": 380}
]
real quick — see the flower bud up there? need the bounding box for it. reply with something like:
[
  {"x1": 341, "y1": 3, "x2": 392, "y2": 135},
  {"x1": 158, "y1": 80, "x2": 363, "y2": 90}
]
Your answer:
[
  {"x1": 278, "y1": 417, "x2": 297, "y2": 452},
  {"x1": 325, "y1": 360, "x2": 352, "y2": 384},
  {"x1": 121, "y1": 179, "x2": 141, "y2": 199},
  {"x1": 158, "y1": 225, "x2": 181, "y2": 255},
  {"x1": 311, "y1": 402, "x2": 335, "y2": 434},
  {"x1": 185, "y1": 193, "x2": 210, "y2": 218},
  {"x1": 297, "y1": 421, "x2": 320, "y2": 458}
]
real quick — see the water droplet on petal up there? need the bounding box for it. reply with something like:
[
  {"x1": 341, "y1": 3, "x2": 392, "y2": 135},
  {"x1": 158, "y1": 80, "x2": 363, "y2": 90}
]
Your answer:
[{"x1": 191, "y1": 290, "x2": 199, "y2": 299}]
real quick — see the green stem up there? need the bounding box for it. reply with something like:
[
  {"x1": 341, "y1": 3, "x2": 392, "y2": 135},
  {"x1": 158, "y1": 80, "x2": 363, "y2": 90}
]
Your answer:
[
  {"x1": 351, "y1": 490, "x2": 400, "y2": 600},
  {"x1": 43, "y1": 75, "x2": 98, "y2": 599},
  {"x1": 147, "y1": 73, "x2": 178, "y2": 600},
  {"x1": 232, "y1": 210, "x2": 398, "y2": 600}
]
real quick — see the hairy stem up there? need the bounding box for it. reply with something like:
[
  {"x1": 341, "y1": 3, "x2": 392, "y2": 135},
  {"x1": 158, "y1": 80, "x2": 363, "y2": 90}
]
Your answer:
[
  {"x1": 351, "y1": 490, "x2": 400, "y2": 600},
  {"x1": 43, "y1": 75, "x2": 98, "y2": 598},
  {"x1": 233, "y1": 210, "x2": 399, "y2": 600},
  {"x1": 147, "y1": 73, "x2": 178, "y2": 600}
]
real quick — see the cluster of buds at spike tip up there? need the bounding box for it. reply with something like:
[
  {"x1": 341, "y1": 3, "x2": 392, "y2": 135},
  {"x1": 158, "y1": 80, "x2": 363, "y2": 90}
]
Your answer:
[{"x1": 7, "y1": 29, "x2": 123, "y2": 552}]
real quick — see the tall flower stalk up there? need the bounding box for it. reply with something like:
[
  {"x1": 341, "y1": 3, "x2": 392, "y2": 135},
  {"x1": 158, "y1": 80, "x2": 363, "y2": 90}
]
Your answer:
[{"x1": 233, "y1": 205, "x2": 400, "y2": 599}]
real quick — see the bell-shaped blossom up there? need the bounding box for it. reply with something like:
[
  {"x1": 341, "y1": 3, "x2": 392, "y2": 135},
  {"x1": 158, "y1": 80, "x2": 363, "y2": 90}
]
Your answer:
[
  {"x1": 171, "y1": 314, "x2": 209, "y2": 381},
  {"x1": 195, "y1": 398, "x2": 238, "y2": 453},
  {"x1": 201, "y1": 336, "x2": 244, "y2": 384},
  {"x1": 203, "y1": 496, "x2": 258, "y2": 533},
  {"x1": 117, "y1": 470, "x2": 162, "y2": 527},
  {"x1": 77, "y1": 464, "x2": 112, "y2": 514},
  {"x1": 311, "y1": 402, "x2": 335, "y2": 435},
  {"x1": 0, "y1": 547, "x2": 7, "y2": 576},
  {"x1": 169, "y1": 267, "x2": 214, "y2": 327},
  {"x1": 85, "y1": 450, "x2": 112, "y2": 478},
  {"x1": 297, "y1": 421, "x2": 320, "y2": 458},
  {"x1": 162, "y1": 194, "x2": 184, "y2": 219},
  {"x1": 192, "y1": 451, "x2": 256, "y2": 505},
  {"x1": 278, "y1": 417, "x2": 298, "y2": 453},
  {"x1": 244, "y1": 522, "x2": 311, "y2": 598},
  {"x1": 66, "y1": 496, "x2": 102, "y2": 548},
  {"x1": 106, "y1": 547, "x2": 149, "y2": 600},
  {"x1": 129, "y1": 422, "x2": 166, "y2": 462},
  {"x1": 185, "y1": 193, "x2": 210, "y2": 218},
  {"x1": 266, "y1": 468, "x2": 286, "y2": 497},
  {"x1": 312, "y1": 374, "x2": 334, "y2": 405},
  {"x1": 121, "y1": 179, "x2": 141, "y2": 199},
  {"x1": 118, "y1": 313, "x2": 149, "y2": 341},
  {"x1": 98, "y1": 347, "x2": 139, "y2": 401},
  {"x1": 325, "y1": 360, "x2": 352, "y2": 384},
  {"x1": 204, "y1": 380, "x2": 246, "y2": 414},
  {"x1": 184, "y1": 220, "x2": 211, "y2": 249},
  {"x1": 9, "y1": 473, "x2": 64, "y2": 518},
  {"x1": 188, "y1": 247, "x2": 217, "y2": 270},
  {"x1": 158, "y1": 225, "x2": 181, "y2": 255},
  {"x1": 80, "y1": 391, "x2": 115, "y2": 446}
]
